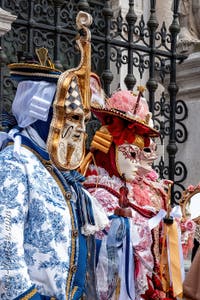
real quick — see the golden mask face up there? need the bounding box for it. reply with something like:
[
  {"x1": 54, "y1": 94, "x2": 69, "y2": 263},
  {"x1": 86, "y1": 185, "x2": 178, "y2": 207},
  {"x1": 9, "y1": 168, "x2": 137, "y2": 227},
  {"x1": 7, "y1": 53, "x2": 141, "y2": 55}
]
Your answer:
[
  {"x1": 47, "y1": 75, "x2": 90, "y2": 170},
  {"x1": 57, "y1": 78, "x2": 89, "y2": 169},
  {"x1": 47, "y1": 11, "x2": 93, "y2": 170}
]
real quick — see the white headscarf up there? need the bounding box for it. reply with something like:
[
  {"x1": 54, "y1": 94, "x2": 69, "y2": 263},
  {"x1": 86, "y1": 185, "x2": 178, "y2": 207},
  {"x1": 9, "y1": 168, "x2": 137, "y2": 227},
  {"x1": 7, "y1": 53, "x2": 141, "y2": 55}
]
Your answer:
[
  {"x1": 0, "y1": 80, "x2": 56, "y2": 156},
  {"x1": 12, "y1": 80, "x2": 56, "y2": 127}
]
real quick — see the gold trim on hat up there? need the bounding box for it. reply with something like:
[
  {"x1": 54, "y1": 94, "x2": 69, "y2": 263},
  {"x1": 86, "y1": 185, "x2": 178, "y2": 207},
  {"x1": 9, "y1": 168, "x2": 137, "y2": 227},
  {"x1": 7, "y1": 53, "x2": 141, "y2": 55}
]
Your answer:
[
  {"x1": 9, "y1": 62, "x2": 59, "y2": 71},
  {"x1": 91, "y1": 106, "x2": 160, "y2": 137},
  {"x1": 8, "y1": 47, "x2": 60, "y2": 73}
]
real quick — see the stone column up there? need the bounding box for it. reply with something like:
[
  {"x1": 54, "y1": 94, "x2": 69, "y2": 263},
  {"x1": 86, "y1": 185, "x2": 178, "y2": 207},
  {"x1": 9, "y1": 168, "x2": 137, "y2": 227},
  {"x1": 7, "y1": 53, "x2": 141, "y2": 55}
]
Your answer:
[
  {"x1": 0, "y1": 8, "x2": 16, "y2": 64},
  {"x1": 175, "y1": 52, "x2": 200, "y2": 188},
  {"x1": 0, "y1": 8, "x2": 16, "y2": 37}
]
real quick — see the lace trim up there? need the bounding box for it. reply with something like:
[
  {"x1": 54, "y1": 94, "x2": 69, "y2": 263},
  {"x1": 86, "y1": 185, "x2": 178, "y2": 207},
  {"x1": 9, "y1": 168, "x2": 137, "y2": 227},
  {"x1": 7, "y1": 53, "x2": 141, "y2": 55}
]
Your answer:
[{"x1": 81, "y1": 192, "x2": 109, "y2": 235}]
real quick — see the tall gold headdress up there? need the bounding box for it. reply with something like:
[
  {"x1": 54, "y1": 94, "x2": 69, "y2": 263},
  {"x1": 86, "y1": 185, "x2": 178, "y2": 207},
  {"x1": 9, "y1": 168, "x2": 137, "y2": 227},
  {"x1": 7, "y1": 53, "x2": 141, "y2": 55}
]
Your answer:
[{"x1": 47, "y1": 11, "x2": 93, "y2": 170}]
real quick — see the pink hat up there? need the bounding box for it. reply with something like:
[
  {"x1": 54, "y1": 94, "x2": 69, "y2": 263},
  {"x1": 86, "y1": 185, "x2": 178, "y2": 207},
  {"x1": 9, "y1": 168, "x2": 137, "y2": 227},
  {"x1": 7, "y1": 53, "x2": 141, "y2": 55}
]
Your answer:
[
  {"x1": 106, "y1": 90, "x2": 149, "y2": 121},
  {"x1": 91, "y1": 89, "x2": 159, "y2": 138}
]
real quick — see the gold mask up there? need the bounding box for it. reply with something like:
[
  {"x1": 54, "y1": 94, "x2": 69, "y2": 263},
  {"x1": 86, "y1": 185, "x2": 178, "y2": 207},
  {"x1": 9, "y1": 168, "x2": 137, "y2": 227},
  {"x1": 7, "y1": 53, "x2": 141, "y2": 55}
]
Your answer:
[{"x1": 47, "y1": 11, "x2": 92, "y2": 170}]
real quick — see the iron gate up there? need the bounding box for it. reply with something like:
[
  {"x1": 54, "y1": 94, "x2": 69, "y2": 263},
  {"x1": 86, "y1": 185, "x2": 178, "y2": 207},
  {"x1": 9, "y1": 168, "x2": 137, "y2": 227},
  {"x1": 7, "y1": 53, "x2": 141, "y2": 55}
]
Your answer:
[{"x1": 0, "y1": 0, "x2": 187, "y2": 203}]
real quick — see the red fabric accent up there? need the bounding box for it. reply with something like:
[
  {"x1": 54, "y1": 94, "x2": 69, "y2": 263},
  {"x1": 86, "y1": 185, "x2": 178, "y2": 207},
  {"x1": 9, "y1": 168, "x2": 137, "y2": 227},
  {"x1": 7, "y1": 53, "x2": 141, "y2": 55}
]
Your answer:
[
  {"x1": 91, "y1": 144, "x2": 120, "y2": 178},
  {"x1": 83, "y1": 183, "x2": 120, "y2": 199},
  {"x1": 107, "y1": 117, "x2": 136, "y2": 145},
  {"x1": 107, "y1": 117, "x2": 150, "y2": 147},
  {"x1": 141, "y1": 276, "x2": 161, "y2": 299},
  {"x1": 127, "y1": 201, "x2": 156, "y2": 218},
  {"x1": 134, "y1": 254, "x2": 140, "y2": 280},
  {"x1": 141, "y1": 276, "x2": 175, "y2": 300},
  {"x1": 119, "y1": 186, "x2": 129, "y2": 208}
]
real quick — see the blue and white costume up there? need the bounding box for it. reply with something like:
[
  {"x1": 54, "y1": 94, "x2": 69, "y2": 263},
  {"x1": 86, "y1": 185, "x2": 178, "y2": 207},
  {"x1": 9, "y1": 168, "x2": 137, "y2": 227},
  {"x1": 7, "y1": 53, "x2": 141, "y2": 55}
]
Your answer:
[
  {"x1": 0, "y1": 77, "x2": 108, "y2": 299},
  {"x1": 0, "y1": 142, "x2": 73, "y2": 299}
]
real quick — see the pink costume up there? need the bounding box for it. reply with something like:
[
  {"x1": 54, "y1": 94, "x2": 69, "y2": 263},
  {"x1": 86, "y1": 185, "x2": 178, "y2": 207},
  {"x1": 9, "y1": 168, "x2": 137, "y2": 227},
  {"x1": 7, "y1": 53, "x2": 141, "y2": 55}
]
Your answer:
[{"x1": 83, "y1": 89, "x2": 172, "y2": 299}]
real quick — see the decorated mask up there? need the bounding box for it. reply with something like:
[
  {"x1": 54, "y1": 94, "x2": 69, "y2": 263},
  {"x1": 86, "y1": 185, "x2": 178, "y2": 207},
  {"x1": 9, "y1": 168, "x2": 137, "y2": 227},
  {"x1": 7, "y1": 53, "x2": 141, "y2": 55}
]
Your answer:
[
  {"x1": 137, "y1": 139, "x2": 158, "y2": 176},
  {"x1": 116, "y1": 143, "x2": 141, "y2": 181},
  {"x1": 47, "y1": 12, "x2": 93, "y2": 170},
  {"x1": 51, "y1": 76, "x2": 90, "y2": 170},
  {"x1": 80, "y1": 88, "x2": 160, "y2": 178}
]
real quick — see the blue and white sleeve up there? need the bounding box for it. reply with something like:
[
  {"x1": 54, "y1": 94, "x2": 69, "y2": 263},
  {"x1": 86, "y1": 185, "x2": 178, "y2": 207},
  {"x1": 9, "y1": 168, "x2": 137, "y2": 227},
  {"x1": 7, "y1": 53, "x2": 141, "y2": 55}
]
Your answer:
[{"x1": 0, "y1": 153, "x2": 35, "y2": 299}]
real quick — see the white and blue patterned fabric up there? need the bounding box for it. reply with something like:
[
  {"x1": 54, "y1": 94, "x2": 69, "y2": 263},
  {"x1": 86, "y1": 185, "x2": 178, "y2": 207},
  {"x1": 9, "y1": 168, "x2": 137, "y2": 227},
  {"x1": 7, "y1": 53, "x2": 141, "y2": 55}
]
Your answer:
[
  {"x1": 0, "y1": 78, "x2": 109, "y2": 300},
  {"x1": 0, "y1": 133, "x2": 108, "y2": 300},
  {"x1": 0, "y1": 142, "x2": 77, "y2": 300}
]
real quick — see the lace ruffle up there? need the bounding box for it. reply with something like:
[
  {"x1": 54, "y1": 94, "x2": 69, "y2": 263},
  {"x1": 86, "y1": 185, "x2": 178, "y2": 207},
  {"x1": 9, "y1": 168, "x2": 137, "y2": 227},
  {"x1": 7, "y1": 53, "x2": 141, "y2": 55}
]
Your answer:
[{"x1": 81, "y1": 190, "x2": 109, "y2": 236}]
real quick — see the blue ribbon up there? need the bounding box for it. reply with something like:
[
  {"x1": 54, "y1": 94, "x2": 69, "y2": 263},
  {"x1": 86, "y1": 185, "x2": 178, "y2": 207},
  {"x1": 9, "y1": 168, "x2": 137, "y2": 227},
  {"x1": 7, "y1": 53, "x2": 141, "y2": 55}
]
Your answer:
[
  {"x1": 124, "y1": 217, "x2": 132, "y2": 300},
  {"x1": 108, "y1": 215, "x2": 133, "y2": 300}
]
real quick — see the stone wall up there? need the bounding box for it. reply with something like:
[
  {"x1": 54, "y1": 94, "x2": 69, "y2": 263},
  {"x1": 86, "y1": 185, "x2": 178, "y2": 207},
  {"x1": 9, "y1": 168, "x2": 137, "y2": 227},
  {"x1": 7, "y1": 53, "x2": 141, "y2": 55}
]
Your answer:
[{"x1": 176, "y1": 52, "x2": 200, "y2": 188}]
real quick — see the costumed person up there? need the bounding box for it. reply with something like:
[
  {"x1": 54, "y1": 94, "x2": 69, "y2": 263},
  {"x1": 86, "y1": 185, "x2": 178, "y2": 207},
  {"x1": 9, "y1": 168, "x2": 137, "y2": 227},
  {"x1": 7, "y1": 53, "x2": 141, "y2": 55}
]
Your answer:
[
  {"x1": 0, "y1": 11, "x2": 108, "y2": 300},
  {"x1": 80, "y1": 88, "x2": 161, "y2": 299},
  {"x1": 80, "y1": 87, "x2": 184, "y2": 299},
  {"x1": 128, "y1": 130, "x2": 185, "y2": 300},
  {"x1": 191, "y1": 225, "x2": 200, "y2": 261}
]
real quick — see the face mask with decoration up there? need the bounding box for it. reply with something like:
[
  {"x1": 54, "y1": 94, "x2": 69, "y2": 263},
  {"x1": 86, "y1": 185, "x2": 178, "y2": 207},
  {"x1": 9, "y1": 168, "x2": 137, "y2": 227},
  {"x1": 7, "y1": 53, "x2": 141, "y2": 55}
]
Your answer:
[
  {"x1": 87, "y1": 88, "x2": 160, "y2": 181},
  {"x1": 47, "y1": 11, "x2": 93, "y2": 171},
  {"x1": 137, "y1": 138, "x2": 158, "y2": 177}
]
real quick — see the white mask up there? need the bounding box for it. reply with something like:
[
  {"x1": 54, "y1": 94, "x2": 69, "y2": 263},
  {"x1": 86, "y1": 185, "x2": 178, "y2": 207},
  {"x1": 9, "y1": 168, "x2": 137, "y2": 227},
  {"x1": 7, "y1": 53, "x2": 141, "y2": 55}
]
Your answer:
[
  {"x1": 116, "y1": 143, "x2": 141, "y2": 182},
  {"x1": 137, "y1": 140, "x2": 158, "y2": 176}
]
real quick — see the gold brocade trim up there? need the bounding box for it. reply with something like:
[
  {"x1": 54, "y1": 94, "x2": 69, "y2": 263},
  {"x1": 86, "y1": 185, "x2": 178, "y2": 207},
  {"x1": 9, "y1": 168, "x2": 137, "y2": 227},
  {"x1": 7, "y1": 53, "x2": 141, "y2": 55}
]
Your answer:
[
  {"x1": 71, "y1": 286, "x2": 78, "y2": 298},
  {"x1": 91, "y1": 106, "x2": 160, "y2": 137},
  {"x1": 9, "y1": 62, "x2": 60, "y2": 72},
  {"x1": 16, "y1": 144, "x2": 77, "y2": 300},
  {"x1": 79, "y1": 126, "x2": 113, "y2": 175},
  {"x1": 20, "y1": 288, "x2": 37, "y2": 300}
]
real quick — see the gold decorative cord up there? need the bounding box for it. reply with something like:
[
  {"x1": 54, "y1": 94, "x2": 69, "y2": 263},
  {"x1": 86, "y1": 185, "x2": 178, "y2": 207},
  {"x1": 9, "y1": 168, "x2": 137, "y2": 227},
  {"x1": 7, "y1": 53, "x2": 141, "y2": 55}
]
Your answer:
[{"x1": 20, "y1": 288, "x2": 37, "y2": 300}]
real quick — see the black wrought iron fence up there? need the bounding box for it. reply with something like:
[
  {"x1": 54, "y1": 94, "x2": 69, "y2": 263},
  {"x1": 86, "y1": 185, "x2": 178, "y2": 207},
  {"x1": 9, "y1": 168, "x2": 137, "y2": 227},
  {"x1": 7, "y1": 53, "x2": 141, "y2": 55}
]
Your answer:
[{"x1": 0, "y1": 0, "x2": 187, "y2": 203}]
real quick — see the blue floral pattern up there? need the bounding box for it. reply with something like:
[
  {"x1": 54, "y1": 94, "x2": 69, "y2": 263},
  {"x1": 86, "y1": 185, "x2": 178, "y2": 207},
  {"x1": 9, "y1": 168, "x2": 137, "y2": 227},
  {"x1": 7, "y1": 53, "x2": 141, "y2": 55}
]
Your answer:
[{"x1": 0, "y1": 145, "x2": 73, "y2": 299}]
